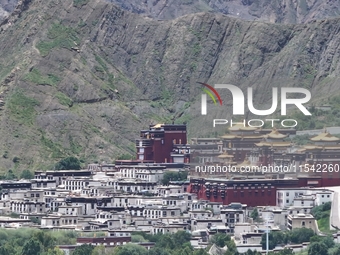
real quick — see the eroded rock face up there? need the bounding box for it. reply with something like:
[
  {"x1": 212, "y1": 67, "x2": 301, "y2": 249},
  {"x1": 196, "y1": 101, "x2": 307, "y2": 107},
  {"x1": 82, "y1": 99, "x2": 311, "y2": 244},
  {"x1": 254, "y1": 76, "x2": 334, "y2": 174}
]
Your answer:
[
  {"x1": 0, "y1": 0, "x2": 340, "y2": 171},
  {"x1": 3, "y1": 0, "x2": 340, "y2": 23},
  {"x1": 0, "y1": 0, "x2": 18, "y2": 21},
  {"x1": 106, "y1": 0, "x2": 340, "y2": 23}
]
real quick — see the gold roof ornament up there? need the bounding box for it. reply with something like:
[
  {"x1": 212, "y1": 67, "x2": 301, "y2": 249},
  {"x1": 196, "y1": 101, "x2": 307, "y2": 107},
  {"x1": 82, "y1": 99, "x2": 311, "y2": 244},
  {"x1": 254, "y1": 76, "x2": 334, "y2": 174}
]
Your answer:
[
  {"x1": 310, "y1": 132, "x2": 340, "y2": 142},
  {"x1": 263, "y1": 129, "x2": 288, "y2": 139},
  {"x1": 255, "y1": 142, "x2": 291, "y2": 147},
  {"x1": 217, "y1": 153, "x2": 234, "y2": 158},
  {"x1": 220, "y1": 134, "x2": 240, "y2": 139},
  {"x1": 152, "y1": 123, "x2": 164, "y2": 128},
  {"x1": 235, "y1": 158, "x2": 255, "y2": 168}
]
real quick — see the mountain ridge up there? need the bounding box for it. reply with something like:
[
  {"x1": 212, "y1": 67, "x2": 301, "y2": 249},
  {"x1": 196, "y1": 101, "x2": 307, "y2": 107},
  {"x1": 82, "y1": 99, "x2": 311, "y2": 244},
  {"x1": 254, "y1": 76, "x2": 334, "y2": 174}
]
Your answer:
[
  {"x1": 2, "y1": 0, "x2": 340, "y2": 24},
  {"x1": 0, "y1": 0, "x2": 340, "y2": 172},
  {"x1": 99, "y1": 0, "x2": 340, "y2": 23}
]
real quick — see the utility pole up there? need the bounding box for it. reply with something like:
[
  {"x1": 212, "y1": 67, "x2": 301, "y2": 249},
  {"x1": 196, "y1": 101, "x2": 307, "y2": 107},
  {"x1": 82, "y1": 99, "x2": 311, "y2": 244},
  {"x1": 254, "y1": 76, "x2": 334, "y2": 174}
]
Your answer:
[
  {"x1": 266, "y1": 219, "x2": 269, "y2": 255},
  {"x1": 265, "y1": 216, "x2": 272, "y2": 255}
]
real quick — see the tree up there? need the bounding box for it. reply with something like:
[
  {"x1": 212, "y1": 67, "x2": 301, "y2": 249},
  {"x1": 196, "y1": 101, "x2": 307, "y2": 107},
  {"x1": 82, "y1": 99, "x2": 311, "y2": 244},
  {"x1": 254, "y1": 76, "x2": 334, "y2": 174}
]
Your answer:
[
  {"x1": 114, "y1": 243, "x2": 148, "y2": 255},
  {"x1": 29, "y1": 216, "x2": 41, "y2": 225},
  {"x1": 155, "y1": 234, "x2": 175, "y2": 250},
  {"x1": 250, "y1": 208, "x2": 259, "y2": 221},
  {"x1": 148, "y1": 247, "x2": 171, "y2": 255},
  {"x1": 261, "y1": 231, "x2": 288, "y2": 250},
  {"x1": 276, "y1": 248, "x2": 294, "y2": 255},
  {"x1": 45, "y1": 247, "x2": 64, "y2": 255},
  {"x1": 91, "y1": 245, "x2": 111, "y2": 255},
  {"x1": 309, "y1": 235, "x2": 322, "y2": 243},
  {"x1": 308, "y1": 242, "x2": 328, "y2": 255},
  {"x1": 5, "y1": 169, "x2": 17, "y2": 180},
  {"x1": 261, "y1": 232, "x2": 277, "y2": 250},
  {"x1": 21, "y1": 238, "x2": 42, "y2": 255},
  {"x1": 178, "y1": 246, "x2": 192, "y2": 255},
  {"x1": 192, "y1": 249, "x2": 209, "y2": 255},
  {"x1": 210, "y1": 233, "x2": 231, "y2": 247},
  {"x1": 328, "y1": 244, "x2": 340, "y2": 255},
  {"x1": 55, "y1": 156, "x2": 81, "y2": 170},
  {"x1": 323, "y1": 202, "x2": 332, "y2": 211},
  {"x1": 311, "y1": 202, "x2": 331, "y2": 220},
  {"x1": 173, "y1": 231, "x2": 191, "y2": 246},
  {"x1": 320, "y1": 236, "x2": 335, "y2": 249},
  {"x1": 243, "y1": 250, "x2": 262, "y2": 255},
  {"x1": 131, "y1": 234, "x2": 147, "y2": 243},
  {"x1": 288, "y1": 228, "x2": 315, "y2": 244},
  {"x1": 33, "y1": 231, "x2": 55, "y2": 250},
  {"x1": 161, "y1": 171, "x2": 188, "y2": 185},
  {"x1": 225, "y1": 240, "x2": 237, "y2": 254},
  {"x1": 73, "y1": 244, "x2": 94, "y2": 255},
  {"x1": 1, "y1": 241, "x2": 17, "y2": 255},
  {"x1": 20, "y1": 170, "x2": 34, "y2": 180}
]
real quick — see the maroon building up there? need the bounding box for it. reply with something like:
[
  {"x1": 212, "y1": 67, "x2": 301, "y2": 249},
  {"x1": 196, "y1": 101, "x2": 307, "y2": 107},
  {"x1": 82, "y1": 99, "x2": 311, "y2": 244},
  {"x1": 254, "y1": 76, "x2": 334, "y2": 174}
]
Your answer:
[
  {"x1": 188, "y1": 178, "x2": 301, "y2": 207},
  {"x1": 76, "y1": 236, "x2": 131, "y2": 246},
  {"x1": 136, "y1": 124, "x2": 188, "y2": 163},
  {"x1": 188, "y1": 176, "x2": 340, "y2": 207}
]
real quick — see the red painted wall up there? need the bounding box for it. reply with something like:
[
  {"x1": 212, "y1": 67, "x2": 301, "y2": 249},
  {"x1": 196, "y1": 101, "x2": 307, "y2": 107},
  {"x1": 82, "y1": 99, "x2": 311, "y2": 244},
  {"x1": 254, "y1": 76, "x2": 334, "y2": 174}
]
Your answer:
[
  {"x1": 152, "y1": 132, "x2": 187, "y2": 163},
  {"x1": 188, "y1": 176, "x2": 340, "y2": 206}
]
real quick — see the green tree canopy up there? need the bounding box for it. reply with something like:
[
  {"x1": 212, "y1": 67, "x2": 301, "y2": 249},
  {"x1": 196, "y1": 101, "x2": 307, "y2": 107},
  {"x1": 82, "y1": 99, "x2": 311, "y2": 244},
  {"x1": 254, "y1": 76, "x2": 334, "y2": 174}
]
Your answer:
[
  {"x1": 148, "y1": 247, "x2": 172, "y2": 255},
  {"x1": 328, "y1": 244, "x2": 340, "y2": 255},
  {"x1": 192, "y1": 249, "x2": 209, "y2": 255},
  {"x1": 45, "y1": 247, "x2": 64, "y2": 255},
  {"x1": 91, "y1": 245, "x2": 112, "y2": 255},
  {"x1": 210, "y1": 233, "x2": 231, "y2": 247},
  {"x1": 72, "y1": 244, "x2": 94, "y2": 255},
  {"x1": 4, "y1": 169, "x2": 17, "y2": 180},
  {"x1": 33, "y1": 231, "x2": 56, "y2": 250},
  {"x1": 20, "y1": 170, "x2": 34, "y2": 180},
  {"x1": 55, "y1": 156, "x2": 81, "y2": 170},
  {"x1": 162, "y1": 171, "x2": 188, "y2": 185},
  {"x1": 250, "y1": 208, "x2": 259, "y2": 221},
  {"x1": 114, "y1": 243, "x2": 148, "y2": 255},
  {"x1": 288, "y1": 228, "x2": 315, "y2": 244},
  {"x1": 308, "y1": 242, "x2": 328, "y2": 255},
  {"x1": 267, "y1": 248, "x2": 294, "y2": 255},
  {"x1": 21, "y1": 238, "x2": 42, "y2": 255}
]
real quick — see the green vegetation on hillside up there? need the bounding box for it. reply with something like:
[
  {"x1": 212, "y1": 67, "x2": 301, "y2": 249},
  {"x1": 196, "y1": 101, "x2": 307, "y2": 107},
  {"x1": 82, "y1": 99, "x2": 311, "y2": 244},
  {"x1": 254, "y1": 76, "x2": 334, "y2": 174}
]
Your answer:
[
  {"x1": 0, "y1": 227, "x2": 337, "y2": 255},
  {"x1": 24, "y1": 68, "x2": 61, "y2": 86},
  {"x1": 4, "y1": 0, "x2": 340, "y2": 174},
  {"x1": 20, "y1": 169, "x2": 34, "y2": 179},
  {"x1": 0, "y1": 228, "x2": 76, "y2": 255},
  {"x1": 55, "y1": 156, "x2": 81, "y2": 170},
  {"x1": 55, "y1": 92, "x2": 73, "y2": 107},
  {"x1": 311, "y1": 202, "x2": 334, "y2": 234},
  {"x1": 94, "y1": 55, "x2": 117, "y2": 92},
  {"x1": 291, "y1": 97, "x2": 340, "y2": 130},
  {"x1": 128, "y1": 231, "x2": 206, "y2": 255},
  {"x1": 40, "y1": 134, "x2": 65, "y2": 159},
  {"x1": 73, "y1": 0, "x2": 90, "y2": 8},
  {"x1": 260, "y1": 228, "x2": 315, "y2": 250},
  {"x1": 36, "y1": 23, "x2": 79, "y2": 57},
  {"x1": 7, "y1": 90, "x2": 40, "y2": 125}
]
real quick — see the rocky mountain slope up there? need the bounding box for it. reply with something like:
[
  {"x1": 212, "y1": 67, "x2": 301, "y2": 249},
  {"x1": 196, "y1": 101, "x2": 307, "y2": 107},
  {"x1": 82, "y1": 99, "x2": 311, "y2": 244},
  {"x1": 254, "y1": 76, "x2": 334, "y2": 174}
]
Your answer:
[
  {"x1": 107, "y1": 0, "x2": 340, "y2": 23},
  {"x1": 3, "y1": 0, "x2": 340, "y2": 23},
  {"x1": 1, "y1": 0, "x2": 340, "y2": 172},
  {"x1": 0, "y1": 0, "x2": 17, "y2": 21}
]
